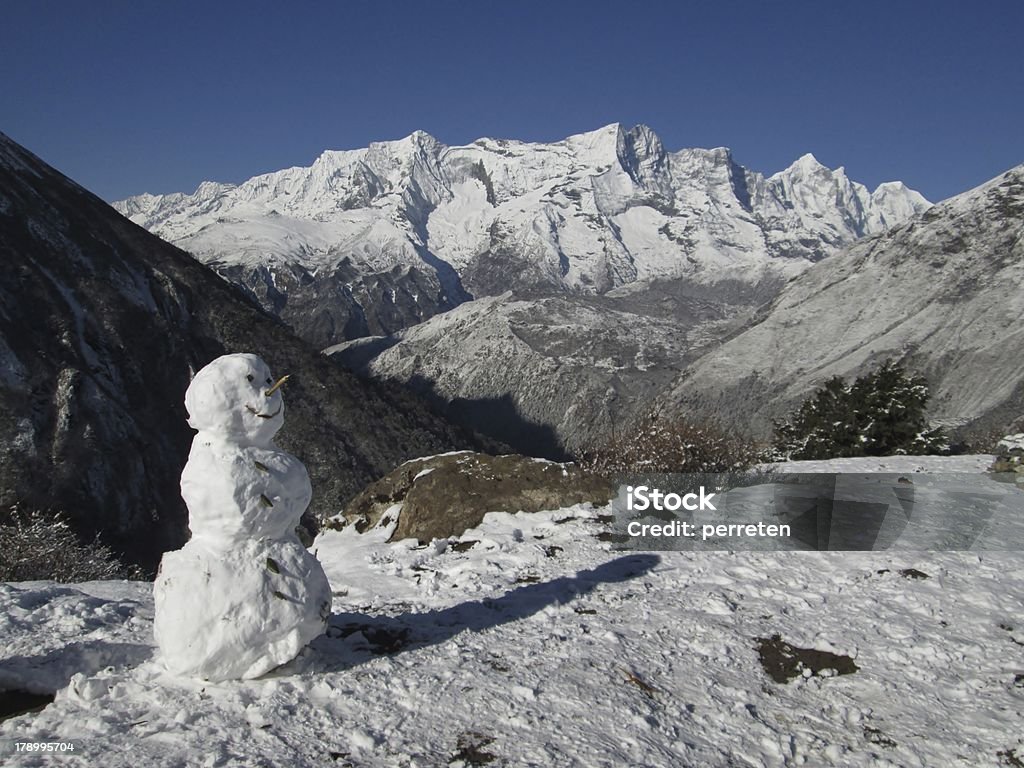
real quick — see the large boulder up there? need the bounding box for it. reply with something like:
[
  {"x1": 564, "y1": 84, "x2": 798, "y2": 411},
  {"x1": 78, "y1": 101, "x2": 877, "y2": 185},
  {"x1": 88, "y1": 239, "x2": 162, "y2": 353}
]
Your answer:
[{"x1": 335, "y1": 452, "x2": 616, "y2": 543}]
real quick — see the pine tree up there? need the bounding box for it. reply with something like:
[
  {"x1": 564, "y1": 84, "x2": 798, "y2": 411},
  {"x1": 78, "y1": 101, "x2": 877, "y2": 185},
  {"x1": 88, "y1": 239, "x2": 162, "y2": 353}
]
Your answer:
[{"x1": 773, "y1": 360, "x2": 948, "y2": 460}]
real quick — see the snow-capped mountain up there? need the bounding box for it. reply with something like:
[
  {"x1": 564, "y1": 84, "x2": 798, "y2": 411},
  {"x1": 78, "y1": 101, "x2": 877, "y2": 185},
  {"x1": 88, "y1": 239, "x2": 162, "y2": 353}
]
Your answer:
[
  {"x1": 660, "y1": 164, "x2": 1024, "y2": 439},
  {"x1": 115, "y1": 124, "x2": 929, "y2": 347},
  {"x1": 0, "y1": 132, "x2": 479, "y2": 572},
  {"x1": 326, "y1": 164, "x2": 1021, "y2": 456}
]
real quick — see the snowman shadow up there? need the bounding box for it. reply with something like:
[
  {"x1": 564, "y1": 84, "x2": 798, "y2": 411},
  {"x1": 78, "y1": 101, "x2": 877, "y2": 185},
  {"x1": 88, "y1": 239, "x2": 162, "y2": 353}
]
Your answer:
[{"x1": 298, "y1": 554, "x2": 660, "y2": 673}]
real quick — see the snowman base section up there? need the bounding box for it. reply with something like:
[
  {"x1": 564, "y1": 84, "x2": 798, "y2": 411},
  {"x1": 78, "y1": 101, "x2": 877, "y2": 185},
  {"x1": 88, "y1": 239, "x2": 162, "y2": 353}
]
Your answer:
[{"x1": 154, "y1": 537, "x2": 331, "y2": 681}]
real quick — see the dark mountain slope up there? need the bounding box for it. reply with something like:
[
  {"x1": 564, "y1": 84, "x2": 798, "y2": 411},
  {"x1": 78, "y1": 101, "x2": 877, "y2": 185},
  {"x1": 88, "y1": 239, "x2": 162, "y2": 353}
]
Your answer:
[{"x1": 0, "y1": 133, "x2": 478, "y2": 572}]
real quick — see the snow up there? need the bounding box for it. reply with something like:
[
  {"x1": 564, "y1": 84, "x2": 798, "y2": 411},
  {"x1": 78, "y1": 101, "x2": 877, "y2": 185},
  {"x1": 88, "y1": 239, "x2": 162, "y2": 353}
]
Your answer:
[
  {"x1": 112, "y1": 124, "x2": 931, "y2": 304},
  {"x1": 152, "y1": 354, "x2": 331, "y2": 681},
  {"x1": 1, "y1": 456, "x2": 1022, "y2": 766},
  {"x1": 998, "y1": 433, "x2": 1024, "y2": 453},
  {"x1": 663, "y1": 164, "x2": 1024, "y2": 437}
]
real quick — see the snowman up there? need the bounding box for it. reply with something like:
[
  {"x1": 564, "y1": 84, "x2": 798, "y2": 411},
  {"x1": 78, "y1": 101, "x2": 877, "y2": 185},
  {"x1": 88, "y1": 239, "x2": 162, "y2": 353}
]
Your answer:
[{"x1": 153, "y1": 353, "x2": 332, "y2": 681}]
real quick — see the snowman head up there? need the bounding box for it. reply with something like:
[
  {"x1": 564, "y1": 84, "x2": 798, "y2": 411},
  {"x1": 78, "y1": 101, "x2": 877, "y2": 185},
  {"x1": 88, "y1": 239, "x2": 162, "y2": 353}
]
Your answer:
[{"x1": 184, "y1": 354, "x2": 289, "y2": 444}]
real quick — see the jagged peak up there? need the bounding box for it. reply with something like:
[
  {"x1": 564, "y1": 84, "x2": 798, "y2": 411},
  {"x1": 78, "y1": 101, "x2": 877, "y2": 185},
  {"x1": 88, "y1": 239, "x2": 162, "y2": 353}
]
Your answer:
[
  {"x1": 872, "y1": 180, "x2": 908, "y2": 199},
  {"x1": 313, "y1": 148, "x2": 361, "y2": 168},
  {"x1": 614, "y1": 124, "x2": 668, "y2": 189},
  {"x1": 129, "y1": 191, "x2": 160, "y2": 204},
  {"x1": 311, "y1": 133, "x2": 443, "y2": 170},
  {"x1": 767, "y1": 153, "x2": 835, "y2": 185},
  {"x1": 565, "y1": 122, "x2": 624, "y2": 142},
  {"x1": 673, "y1": 146, "x2": 733, "y2": 159},
  {"x1": 408, "y1": 128, "x2": 436, "y2": 141},
  {"x1": 871, "y1": 180, "x2": 931, "y2": 209},
  {"x1": 789, "y1": 152, "x2": 827, "y2": 172},
  {"x1": 368, "y1": 129, "x2": 443, "y2": 154},
  {"x1": 192, "y1": 180, "x2": 232, "y2": 198},
  {"x1": 562, "y1": 123, "x2": 625, "y2": 156},
  {"x1": 558, "y1": 123, "x2": 629, "y2": 170},
  {"x1": 624, "y1": 123, "x2": 658, "y2": 142},
  {"x1": 619, "y1": 124, "x2": 665, "y2": 158}
]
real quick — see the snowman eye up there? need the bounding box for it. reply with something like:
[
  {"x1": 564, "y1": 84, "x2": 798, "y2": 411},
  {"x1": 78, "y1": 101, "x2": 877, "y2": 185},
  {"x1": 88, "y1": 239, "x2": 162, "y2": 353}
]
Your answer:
[{"x1": 246, "y1": 374, "x2": 254, "y2": 382}]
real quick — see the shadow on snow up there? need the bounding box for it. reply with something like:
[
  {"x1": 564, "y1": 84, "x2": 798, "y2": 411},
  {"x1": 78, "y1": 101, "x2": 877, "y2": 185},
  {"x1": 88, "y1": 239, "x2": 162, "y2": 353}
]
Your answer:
[{"x1": 299, "y1": 554, "x2": 661, "y2": 673}]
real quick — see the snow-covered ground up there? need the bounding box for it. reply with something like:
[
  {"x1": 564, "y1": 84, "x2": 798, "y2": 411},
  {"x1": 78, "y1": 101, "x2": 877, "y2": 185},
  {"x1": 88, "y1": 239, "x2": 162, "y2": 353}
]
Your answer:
[{"x1": 1, "y1": 456, "x2": 1022, "y2": 767}]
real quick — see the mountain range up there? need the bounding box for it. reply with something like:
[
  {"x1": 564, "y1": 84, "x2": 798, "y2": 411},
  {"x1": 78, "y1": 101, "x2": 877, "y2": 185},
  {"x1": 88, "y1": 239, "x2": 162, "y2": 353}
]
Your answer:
[
  {"x1": 15, "y1": 118, "x2": 1013, "y2": 503},
  {"x1": 115, "y1": 124, "x2": 930, "y2": 348},
  {"x1": 324, "y1": 163, "x2": 1022, "y2": 456}
]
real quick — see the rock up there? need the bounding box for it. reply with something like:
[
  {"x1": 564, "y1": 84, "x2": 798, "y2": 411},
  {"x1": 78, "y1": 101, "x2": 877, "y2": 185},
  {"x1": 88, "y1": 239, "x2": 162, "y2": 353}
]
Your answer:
[
  {"x1": 335, "y1": 452, "x2": 615, "y2": 543},
  {"x1": 990, "y1": 430, "x2": 1024, "y2": 483},
  {"x1": 755, "y1": 634, "x2": 859, "y2": 683},
  {"x1": 996, "y1": 433, "x2": 1024, "y2": 454}
]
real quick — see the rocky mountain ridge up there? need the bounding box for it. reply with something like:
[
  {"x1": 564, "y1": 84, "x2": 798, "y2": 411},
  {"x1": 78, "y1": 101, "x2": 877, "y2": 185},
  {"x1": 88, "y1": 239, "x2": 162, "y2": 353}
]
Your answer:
[
  {"x1": 115, "y1": 124, "x2": 930, "y2": 347},
  {"x1": 325, "y1": 280, "x2": 754, "y2": 457}
]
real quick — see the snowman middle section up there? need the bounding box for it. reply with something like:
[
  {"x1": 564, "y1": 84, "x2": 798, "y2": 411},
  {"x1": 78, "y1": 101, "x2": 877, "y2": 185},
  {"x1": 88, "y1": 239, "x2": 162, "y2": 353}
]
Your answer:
[{"x1": 182, "y1": 434, "x2": 313, "y2": 544}]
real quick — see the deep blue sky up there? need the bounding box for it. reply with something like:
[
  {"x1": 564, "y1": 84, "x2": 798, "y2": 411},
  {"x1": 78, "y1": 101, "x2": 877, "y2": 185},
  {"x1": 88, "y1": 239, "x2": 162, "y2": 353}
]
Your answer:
[{"x1": 2, "y1": 1, "x2": 1021, "y2": 203}]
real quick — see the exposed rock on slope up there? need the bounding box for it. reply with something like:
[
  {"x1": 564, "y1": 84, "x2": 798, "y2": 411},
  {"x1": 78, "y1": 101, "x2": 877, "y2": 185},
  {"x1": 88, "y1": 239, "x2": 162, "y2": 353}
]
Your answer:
[
  {"x1": 334, "y1": 452, "x2": 615, "y2": 543},
  {"x1": 660, "y1": 166, "x2": 1024, "y2": 439},
  {"x1": 0, "y1": 133, "x2": 479, "y2": 572},
  {"x1": 115, "y1": 124, "x2": 929, "y2": 346}
]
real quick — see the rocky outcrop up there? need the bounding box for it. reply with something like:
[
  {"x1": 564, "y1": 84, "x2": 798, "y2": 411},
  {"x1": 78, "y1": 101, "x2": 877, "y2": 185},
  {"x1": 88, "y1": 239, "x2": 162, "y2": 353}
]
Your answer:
[{"x1": 334, "y1": 452, "x2": 616, "y2": 543}]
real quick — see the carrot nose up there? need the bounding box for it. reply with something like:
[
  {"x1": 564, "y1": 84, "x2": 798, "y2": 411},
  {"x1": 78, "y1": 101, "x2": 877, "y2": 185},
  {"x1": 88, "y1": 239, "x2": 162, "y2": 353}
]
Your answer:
[{"x1": 265, "y1": 374, "x2": 290, "y2": 396}]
